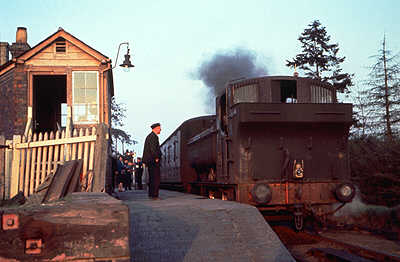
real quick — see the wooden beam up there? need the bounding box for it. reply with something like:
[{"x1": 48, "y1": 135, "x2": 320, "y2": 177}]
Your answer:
[
  {"x1": 10, "y1": 135, "x2": 22, "y2": 198},
  {"x1": 15, "y1": 135, "x2": 96, "y2": 149},
  {"x1": 4, "y1": 140, "x2": 13, "y2": 199},
  {"x1": 93, "y1": 124, "x2": 109, "y2": 192},
  {"x1": 43, "y1": 160, "x2": 77, "y2": 203}
]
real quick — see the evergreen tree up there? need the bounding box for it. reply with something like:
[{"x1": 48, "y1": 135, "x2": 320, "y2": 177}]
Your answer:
[
  {"x1": 361, "y1": 35, "x2": 400, "y2": 140},
  {"x1": 287, "y1": 20, "x2": 353, "y2": 93}
]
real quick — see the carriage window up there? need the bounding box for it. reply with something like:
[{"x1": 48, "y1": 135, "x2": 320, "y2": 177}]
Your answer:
[
  {"x1": 173, "y1": 141, "x2": 177, "y2": 162},
  {"x1": 311, "y1": 85, "x2": 332, "y2": 103},
  {"x1": 233, "y1": 84, "x2": 258, "y2": 104}
]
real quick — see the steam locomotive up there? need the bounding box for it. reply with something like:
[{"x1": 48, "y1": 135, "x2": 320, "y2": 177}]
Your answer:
[{"x1": 160, "y1": 75, "x2": 355, "y2": 230}]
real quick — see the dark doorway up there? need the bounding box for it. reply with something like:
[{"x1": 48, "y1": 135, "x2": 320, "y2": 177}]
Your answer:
[{"x1": 33, "y1": 75, "x2": 67, "y2": 133}]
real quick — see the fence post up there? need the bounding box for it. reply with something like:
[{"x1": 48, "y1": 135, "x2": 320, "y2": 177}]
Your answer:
[
  {"x1": 0, "y1": 135, "x2": 5, "y2": 200},
  {"x1": 4, "y1": 140, "x2": 13, "y2": 199},
  {"x1": 10, "y1": 135, "x2": 21, "y2": 198},
  {"x1": 93, "y1": 124, "x2": 110, "y2": 192}
]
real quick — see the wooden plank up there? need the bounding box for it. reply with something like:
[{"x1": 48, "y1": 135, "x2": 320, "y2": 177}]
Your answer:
[
  {"x1": 40, "y1": 132, "x2": 49, "y2": 184},
  {"x1": 29, "y1": 134, "x2": 37, "y2": 195},
  {"x1": 46, "y1": 132, "x2": 55, "y2": 177},
  {"x1": 43, "y1": 160, "x2": 77, "y2": 203},
  {"x1": 88, "y1": 127, "x2": 96, "y2": 172},
  {"x1": 35, "y1": 133, "x2": 43, "y2": 191},
  {"x1": 93, "y1": 124, "x2": 109, "y2": 192},
  {"x1": 23, "y1": 134, "x2": 32, "y2": 197},
  {"x1": 81, "y1": 129, "x2": 90, "y2": 191},
  {"x1": 77, "y1": 128, "x2": 84, "y2": 160},
  {"x1": 71, "y1": 129, "x2": 78, "y2": 160},
  {"x1": 25, "y1": 59, "x2": 99, "y2": 67},
  {"x1": 27, "y1": 50, "x2": 97, "y2": 60},
  {"x1": 4, "y1": 140, "x2": 13, "y2": 199},
  {"x1": 65, "y1": 126, "x2": 71, "y2": 162},
  {"x1": 66, "y1": 160, "x2": 83, "y2": 194},
  {"x1": 18, "y1": 136, "x2": 27, "y2": 193},
  {"x1": 59, "y1": 130, "x2": 65, "y2": 164},
  {"x1": 10, "y1": 135, "x2": 22, "y2": 198},
  {"x1": 53, "y1": 131, "x2": 61, "y2": 173},
  {"x1": 0, "y1": 135, "x2": 5, "y2": 200},
  {"x1": 15, "y1": 135, "x2": 96, "y2": 149}
]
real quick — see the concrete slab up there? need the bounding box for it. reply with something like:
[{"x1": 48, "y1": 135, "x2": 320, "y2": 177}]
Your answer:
[{"x1": 118, "y1": 189, "x2": 295, "y2": 262}]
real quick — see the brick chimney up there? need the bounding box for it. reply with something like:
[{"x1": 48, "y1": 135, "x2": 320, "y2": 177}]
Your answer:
[
  {"x1": 0, "y1": 42, "x2": 9, "y2": 66},
  {"x1": 9, "y1": 27, "x2": 31, "y2": 59}
]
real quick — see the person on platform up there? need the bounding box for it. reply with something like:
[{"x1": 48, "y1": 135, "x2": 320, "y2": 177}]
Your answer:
[
  {"x1": 135, "y1": 157, "x2": 144, "y2": 190},
  {"x1": 123, "y1": 158, "x2": 132, "y2": 191},
  {"x1": 142, "y1": 123, "x2": 162, "y2": 199},
  {"x1": 116, "y1": 155, "x2": 125, "y2": 192}
]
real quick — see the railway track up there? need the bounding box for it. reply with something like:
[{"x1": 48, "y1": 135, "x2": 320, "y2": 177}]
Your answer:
[{"x1": 272, "y1": 224, "x2": 400, "y2": 262}]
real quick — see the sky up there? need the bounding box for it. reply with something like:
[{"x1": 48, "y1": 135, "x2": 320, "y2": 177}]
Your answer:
[{"x1": 1, "y1": 0, "x2": 399, "y2": 155}]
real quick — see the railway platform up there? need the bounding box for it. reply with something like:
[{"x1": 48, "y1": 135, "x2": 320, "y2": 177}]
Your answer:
[{"x1": 117, "y1": 189, "x2": 295, "y2": 262}]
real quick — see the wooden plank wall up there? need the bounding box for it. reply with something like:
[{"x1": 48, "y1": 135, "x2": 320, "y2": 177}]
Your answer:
[{"x1": 2, "y1": 126, "x2": 103, "y2": 199}]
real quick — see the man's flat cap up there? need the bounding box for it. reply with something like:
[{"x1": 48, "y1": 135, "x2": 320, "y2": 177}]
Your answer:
[{"x1": 151, "y1": 123, "x2": 160, "y2": 129}]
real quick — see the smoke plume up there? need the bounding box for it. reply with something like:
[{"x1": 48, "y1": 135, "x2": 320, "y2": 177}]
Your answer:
[{"x1": 193, "y1": 47, "x2": 268, "y2": 112}]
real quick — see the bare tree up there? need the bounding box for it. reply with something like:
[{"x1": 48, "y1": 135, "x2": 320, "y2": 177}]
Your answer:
[
  {"x1": 111, "y1": 97, "x2": 136, "y2": 152},
  {"x1": 361, "y1": 35, "x2": 400, "y2": 140}
]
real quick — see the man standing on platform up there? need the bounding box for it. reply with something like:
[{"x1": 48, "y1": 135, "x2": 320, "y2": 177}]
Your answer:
[
  {"x1": 135, "y1": 157, "x2": 144, "y2": 190},
  {"x1": 142, "y1": 123, "x2": 162, "y2": 199}
]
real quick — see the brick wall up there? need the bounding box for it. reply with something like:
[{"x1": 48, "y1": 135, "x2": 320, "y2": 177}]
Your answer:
[
  {"x1": 0, "y1": 66, "x2": 27, "y2": 139},
  {"x1": 0, "y1": 69, "x2": 15, "y2": 139},
  {"x1": 13, "y1": 66, "x2": 28, "y2": 136}
]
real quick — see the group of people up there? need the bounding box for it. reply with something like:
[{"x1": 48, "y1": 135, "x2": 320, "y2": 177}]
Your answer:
[
  {"x1": 113, "y1": 122, "x2": 162, "y2": 200},
  {"x1": 114, "y1": 151, "x2": 144, "y2": 192}
]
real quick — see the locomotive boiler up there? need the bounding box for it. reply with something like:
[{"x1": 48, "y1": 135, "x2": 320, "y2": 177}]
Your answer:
[{"x1": 160, "y1": 76, "x2": 355, "y2": 230}]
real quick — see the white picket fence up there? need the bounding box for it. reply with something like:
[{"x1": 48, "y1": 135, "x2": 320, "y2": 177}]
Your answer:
[{"x1": 1, "y1": 127, "x2": 99, "y2": 199}]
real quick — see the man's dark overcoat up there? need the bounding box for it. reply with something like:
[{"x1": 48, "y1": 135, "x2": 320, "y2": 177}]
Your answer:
[{"x1": 142, "y1": 131, "x2": 162, "y2": 197}]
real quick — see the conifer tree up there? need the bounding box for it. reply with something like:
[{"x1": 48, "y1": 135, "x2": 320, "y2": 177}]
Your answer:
[
  {"x1": 287, "y1": 20, "x2": 353, "y2": 93},
  {"x1": 361, "y1": 35, "x2": 400, "y2": 140}
]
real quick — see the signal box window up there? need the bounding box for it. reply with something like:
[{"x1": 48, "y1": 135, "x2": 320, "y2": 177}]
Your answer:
[{"x1": 72, "y1": 71, "x2": 99, "y2": 123}]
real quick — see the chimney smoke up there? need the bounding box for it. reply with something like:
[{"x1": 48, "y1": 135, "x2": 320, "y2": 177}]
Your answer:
[{"x1": 193, "y1": 47, "x2": 268, "y2": 113}]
